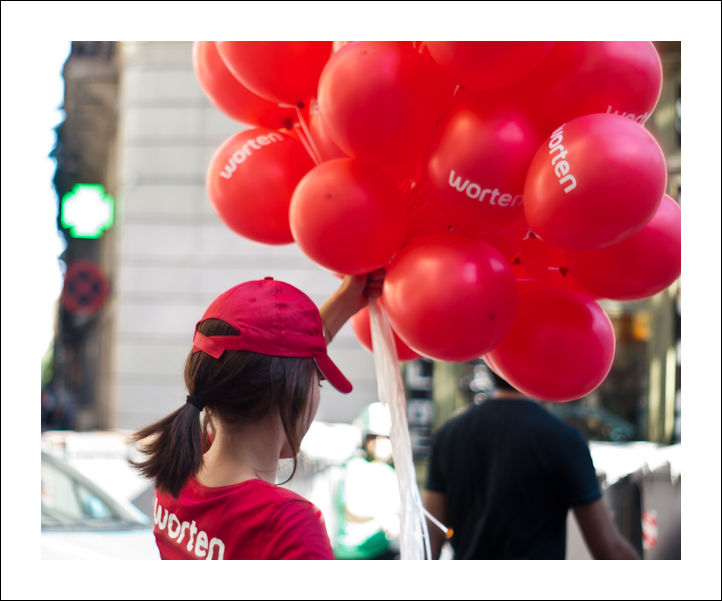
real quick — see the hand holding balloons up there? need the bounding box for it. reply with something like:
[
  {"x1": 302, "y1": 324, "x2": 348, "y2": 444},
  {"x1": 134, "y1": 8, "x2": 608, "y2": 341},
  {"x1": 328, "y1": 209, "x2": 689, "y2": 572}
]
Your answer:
[{"x1": 351, "y1": 305, "x2": 422, "y2": 362}]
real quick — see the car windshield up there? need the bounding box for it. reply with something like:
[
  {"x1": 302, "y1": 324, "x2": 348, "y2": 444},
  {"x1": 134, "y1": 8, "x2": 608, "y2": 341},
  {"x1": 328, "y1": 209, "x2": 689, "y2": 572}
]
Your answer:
[{"x1": 41, "y1": 454, "x2": 147, "y2": 530}]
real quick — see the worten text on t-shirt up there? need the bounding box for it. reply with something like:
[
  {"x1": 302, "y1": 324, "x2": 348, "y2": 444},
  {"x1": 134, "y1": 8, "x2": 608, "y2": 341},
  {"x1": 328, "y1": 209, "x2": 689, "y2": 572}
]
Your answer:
[{"x1": 154, "y1": 497, "x2": 225, "y2": 560}]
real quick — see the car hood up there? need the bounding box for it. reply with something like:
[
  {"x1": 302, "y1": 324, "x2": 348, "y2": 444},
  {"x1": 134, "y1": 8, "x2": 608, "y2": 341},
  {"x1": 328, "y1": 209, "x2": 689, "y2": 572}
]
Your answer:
[{"x1": 41, "y1": 528, "x2": 160, "y2": 560}]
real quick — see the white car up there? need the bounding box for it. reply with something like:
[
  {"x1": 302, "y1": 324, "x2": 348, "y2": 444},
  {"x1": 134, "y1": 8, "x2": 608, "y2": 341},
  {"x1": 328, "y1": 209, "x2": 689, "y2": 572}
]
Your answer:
[{"x1": 41, "y1": 450, "x2": 159, "y2": 559}]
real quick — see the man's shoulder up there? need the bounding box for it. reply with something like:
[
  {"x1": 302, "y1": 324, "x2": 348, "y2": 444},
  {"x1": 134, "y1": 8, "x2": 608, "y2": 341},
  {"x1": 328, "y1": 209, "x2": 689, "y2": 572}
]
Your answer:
[{"x1": 434, "y1": 404, "x2": 476, "y2": 436}]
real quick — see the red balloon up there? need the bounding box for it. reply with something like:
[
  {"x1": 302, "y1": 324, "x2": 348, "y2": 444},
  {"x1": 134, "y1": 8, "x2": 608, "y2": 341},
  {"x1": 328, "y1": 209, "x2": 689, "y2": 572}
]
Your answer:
[
  {"x1": 383, "y1": 232, "x2": 517, "y2": 362},
  {"x1": 289, "y1": 158, "x2": 407, "y2": 275},
  {"x1": 511, "y1": 262, "x2": 599, "y2": 299},
  {"x1": 424, "y1": 98, "x2": 543, "y2": 231},
  {"x1": 206, "y1": 128, "x2": 315, "y2": 245},
  {"x1": 317, "y1": 41, "x2": 452, "y2": 174},
  {"x1": 516, "y1": 41, "x2": 663, "y2": 136},
  {"x1": 565, "y1": 194, "x2": 681, "y2": 300},
  {"x1": 192, "y1": 41, "x2": 297, "y2": 130},
  {"x1": 351, "y1": 306, "x2": 422, "y2": 362},
  {"x1": 308, "y1": 99, "x2": 349, "y2": 162},
  {"x1": 216, "y1": 41, "x2": 333, "y2": 107},
  {"x1": 425, "y1": 41, "x2": 554, "y2": 91},
  {"x1": 486, "y1": 287, "x2": 616, "y2": 402},
  {"x1": 523, "y1": 113, "x2": 667, "y2": 251}
]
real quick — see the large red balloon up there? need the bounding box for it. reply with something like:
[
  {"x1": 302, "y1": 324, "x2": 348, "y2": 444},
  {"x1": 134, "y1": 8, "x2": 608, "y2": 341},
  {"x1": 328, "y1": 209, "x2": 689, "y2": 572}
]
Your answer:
[
  {"x1": 206, "y1": 128, "x2": 315, "y2": 245},
  {"x1": 565, "y1": 194, "x2": 681, "y2": 300},
  {"x1": 383, "y1": 232, "x2": 517, "y2": 362},
  {"x1": 192, "y1": 41, "x2": 297, "y2": 130},
  {"x1": 317, "y1": 41, "x2": 452, "y2": 175},
  {"x1": 517, "y1": 41, "x2": 663, "y2": 136},
  {"x1": 425, "y1": 41, "x2": 554, "y2": 91},
  {"x1": 424, "y1": 98, "x2": 543, "y2": 231},
  {"x1": 486, "y1": 287, "x2": 616, "y2": 402},
  {"x1": 523, "y1": 113, "x2": 667, "y2": 251},
  {"x1": 351, "y1": 306, "x2": 422, "y2": 362},
  {"x1": 216, "y1": 41, "x2": 333, "y2": 107},
  {"x1": 289, "y1": 158, "x2": 407, "y2": 275}
]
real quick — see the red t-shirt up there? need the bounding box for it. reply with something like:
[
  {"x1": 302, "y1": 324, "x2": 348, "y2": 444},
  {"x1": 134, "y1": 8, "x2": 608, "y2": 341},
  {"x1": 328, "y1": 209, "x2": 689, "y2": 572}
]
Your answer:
[{"x1": 153, "y1": 477, "x2": 333, "y2": 560}]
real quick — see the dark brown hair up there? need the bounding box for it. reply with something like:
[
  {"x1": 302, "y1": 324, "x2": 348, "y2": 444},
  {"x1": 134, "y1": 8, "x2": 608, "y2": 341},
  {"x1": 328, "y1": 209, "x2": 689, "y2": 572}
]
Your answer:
[
  {"x1": 489, "y1": 370, "x2": 518, "y2": 393},
  {"x1": 130, "y1": 318, "x2": 317, "y2": 497}
]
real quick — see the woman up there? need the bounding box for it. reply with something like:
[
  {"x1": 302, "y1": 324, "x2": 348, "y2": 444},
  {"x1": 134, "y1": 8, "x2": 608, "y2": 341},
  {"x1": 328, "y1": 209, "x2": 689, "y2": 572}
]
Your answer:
[{"x1": 131, "y1": 271, "x2": 384, "y2": 559}]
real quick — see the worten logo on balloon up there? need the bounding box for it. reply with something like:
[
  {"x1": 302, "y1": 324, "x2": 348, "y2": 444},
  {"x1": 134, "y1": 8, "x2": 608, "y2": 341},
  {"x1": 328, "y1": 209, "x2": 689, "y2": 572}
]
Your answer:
[
  {"x1": 547, "y1": 124, "x2": 577, "y2": 194},
  {"x1": 447, "y1": 170, "x2": 523, "y2": 208},
  {"x1": 219, "y1": 131, "x2": 285, "y2": 179},
  {"x1": 605, "y1": 105, "x2": 650, "y2": 124}
]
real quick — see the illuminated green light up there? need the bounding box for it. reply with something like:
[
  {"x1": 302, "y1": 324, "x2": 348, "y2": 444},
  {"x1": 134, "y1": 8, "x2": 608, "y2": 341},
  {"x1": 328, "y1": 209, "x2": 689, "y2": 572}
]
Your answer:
[{"x1": 60, "y1": 183, "x2": 114, "y2": 239}]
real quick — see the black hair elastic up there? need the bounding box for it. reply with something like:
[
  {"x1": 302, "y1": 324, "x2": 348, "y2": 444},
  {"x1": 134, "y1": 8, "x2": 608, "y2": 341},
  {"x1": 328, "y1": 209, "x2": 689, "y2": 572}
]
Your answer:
[{"x1": 186, "y1": 395, "x2": 206, "y2": 411}]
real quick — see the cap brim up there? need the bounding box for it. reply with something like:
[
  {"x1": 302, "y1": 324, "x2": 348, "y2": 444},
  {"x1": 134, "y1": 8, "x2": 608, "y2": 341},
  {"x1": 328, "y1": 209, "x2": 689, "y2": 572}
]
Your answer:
[{"x1": 314, "y1": 354, "x2": 353, "y2": 394}]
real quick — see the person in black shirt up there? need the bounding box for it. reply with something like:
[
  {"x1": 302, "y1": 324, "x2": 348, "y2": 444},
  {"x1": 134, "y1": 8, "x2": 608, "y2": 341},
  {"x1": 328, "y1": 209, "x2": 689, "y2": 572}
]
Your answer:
[{"x1": 423, "y1": 371, "x2": 639, "y2": 559}]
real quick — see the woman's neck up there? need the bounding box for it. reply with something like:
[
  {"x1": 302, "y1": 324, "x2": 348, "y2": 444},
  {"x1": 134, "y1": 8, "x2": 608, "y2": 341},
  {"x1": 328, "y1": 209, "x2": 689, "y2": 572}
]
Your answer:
[{"x1": 196, "y1": 413, "x2": 285, "y2": 487}]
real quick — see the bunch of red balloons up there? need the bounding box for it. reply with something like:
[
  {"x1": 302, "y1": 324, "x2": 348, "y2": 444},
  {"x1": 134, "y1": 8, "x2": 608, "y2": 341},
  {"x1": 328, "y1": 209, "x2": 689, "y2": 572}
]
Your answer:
[{"x1": 194, "y1": 40, "x2": 680, "y2": 402}]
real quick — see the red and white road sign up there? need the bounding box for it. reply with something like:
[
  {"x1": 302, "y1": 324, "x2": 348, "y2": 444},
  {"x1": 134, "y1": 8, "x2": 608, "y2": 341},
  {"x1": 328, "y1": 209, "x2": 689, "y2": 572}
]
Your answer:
[
  {"x1": 642, "y1": 509, "x2": 658, "y2": 550},
  {"x1": 61, "y1": 260, "x2": 109, "y2": 315}
]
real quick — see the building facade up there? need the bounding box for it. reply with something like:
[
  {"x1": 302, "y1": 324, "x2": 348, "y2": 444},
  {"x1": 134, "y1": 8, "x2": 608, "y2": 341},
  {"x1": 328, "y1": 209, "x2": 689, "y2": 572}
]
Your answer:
[{"x1": 50, "y1": 41, "x2": 379, "y2": 431}]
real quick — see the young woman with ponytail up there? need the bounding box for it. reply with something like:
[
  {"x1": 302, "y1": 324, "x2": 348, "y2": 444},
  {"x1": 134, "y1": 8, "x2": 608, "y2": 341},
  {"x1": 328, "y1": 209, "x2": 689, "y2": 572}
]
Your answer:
[{"x1": 131, "y1": 271, "x2": 385, "y2": 560}]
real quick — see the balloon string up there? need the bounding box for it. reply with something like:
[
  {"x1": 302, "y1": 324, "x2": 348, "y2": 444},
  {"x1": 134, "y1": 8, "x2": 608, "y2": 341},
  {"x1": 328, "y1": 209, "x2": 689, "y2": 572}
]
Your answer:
[
  {"x1": 422, "y1": 507, "x2": 454, "y2": 540},
  {"x1": 293, "y1": 123, "x2": 321, "y2": 166},
  {"x1": 368, "y1": 299, "x2": 429, "y2": 559},
  {"x1": 295, "y1": 106, "x2": 324, "y2": 165}
]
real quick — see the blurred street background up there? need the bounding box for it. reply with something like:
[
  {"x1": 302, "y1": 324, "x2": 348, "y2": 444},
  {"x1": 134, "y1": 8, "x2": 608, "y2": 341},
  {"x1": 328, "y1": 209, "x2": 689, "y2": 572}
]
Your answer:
[{"x1": 2, "y1": 4, "x2": 721, "y2": 601}]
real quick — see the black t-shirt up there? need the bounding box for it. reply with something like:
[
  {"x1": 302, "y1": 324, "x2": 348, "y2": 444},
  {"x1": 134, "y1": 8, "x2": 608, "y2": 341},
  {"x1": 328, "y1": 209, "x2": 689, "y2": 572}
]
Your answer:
[{"x1": 426, "y1": 398, "x2": 601, "y2": 559}]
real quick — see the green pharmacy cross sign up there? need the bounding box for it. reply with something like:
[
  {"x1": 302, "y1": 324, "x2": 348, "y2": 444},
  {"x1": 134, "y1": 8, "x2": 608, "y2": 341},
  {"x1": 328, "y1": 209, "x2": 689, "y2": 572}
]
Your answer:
[{"x1": 60, "y1": 183, "x2": 115, "y2": 239}]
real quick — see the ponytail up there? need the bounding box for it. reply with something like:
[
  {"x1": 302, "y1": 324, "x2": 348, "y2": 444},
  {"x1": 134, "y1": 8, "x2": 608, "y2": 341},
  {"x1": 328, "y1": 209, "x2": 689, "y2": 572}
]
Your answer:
[
  {"x1": 130, "y1": 400, "x2": 204, "y2": 498},
  {"x1": 130, "y1": 317, "x2": 317, "y2": 496}
]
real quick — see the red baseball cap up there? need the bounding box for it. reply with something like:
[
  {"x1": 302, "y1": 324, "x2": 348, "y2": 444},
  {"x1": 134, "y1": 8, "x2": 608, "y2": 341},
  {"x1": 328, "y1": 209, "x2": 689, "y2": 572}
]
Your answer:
[{"x1": 192, "y1": 277, "x2": 352, "y2": 393}]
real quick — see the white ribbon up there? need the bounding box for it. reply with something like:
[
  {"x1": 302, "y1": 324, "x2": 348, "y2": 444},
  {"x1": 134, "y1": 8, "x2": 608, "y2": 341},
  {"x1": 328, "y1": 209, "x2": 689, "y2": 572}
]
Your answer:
[{"x1": 368, "y1": 298, "x2": 431, "y2": 560}]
